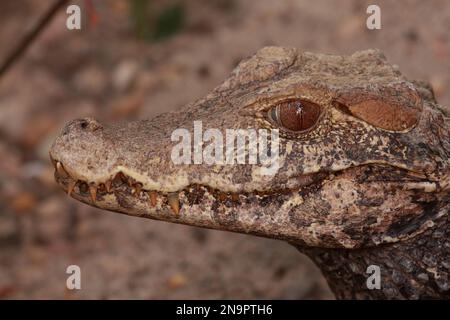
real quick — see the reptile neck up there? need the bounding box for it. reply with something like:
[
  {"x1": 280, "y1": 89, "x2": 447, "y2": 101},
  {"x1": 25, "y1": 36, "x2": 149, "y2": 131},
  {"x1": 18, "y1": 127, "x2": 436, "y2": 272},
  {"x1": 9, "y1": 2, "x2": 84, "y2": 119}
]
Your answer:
[{"x1": 294, "y1": 212, "x2": 450, "y2": 299}]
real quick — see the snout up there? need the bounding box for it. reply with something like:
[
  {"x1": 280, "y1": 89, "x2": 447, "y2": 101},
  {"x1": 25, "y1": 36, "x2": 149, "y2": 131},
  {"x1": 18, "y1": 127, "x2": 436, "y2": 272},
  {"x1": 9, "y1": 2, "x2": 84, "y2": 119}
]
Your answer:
[{"x1": 49, "y1": 117, "x2": 119, "y2": 183}]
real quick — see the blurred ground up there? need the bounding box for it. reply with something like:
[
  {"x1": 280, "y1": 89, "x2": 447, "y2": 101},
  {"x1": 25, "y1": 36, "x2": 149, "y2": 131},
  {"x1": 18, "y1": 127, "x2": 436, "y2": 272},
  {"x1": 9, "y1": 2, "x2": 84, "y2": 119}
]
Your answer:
[{"x1": 0, "y1": 0, "x2": 448, "y2": 299}]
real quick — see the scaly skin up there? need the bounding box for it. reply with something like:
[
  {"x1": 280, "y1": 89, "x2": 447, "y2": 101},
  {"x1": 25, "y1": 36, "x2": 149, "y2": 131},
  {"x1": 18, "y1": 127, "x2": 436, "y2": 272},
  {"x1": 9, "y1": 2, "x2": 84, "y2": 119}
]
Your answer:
[{"x1": 49, "y1": 48, "x2": 450, "y2": 299}]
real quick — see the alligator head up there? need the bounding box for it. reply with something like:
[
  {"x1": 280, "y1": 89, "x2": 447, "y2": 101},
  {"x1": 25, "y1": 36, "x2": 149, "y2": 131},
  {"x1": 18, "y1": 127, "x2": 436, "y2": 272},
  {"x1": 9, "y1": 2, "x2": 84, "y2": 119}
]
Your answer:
[{"x1": 50, "y1": 48, "x2": 450, "y2": 298}]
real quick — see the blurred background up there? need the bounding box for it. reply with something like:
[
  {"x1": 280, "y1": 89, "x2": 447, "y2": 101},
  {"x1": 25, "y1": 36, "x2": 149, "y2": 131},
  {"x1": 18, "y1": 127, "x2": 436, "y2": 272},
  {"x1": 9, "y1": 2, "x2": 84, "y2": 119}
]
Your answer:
[{"x1": 0, "y1": 0, "x2": 449, "y2": 299}]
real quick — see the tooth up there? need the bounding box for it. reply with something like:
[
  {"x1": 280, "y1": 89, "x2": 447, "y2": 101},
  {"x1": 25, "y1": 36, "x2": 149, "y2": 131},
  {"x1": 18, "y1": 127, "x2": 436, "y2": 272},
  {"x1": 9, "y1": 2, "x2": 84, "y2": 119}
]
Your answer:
[
  {"x1": 149, "y1": 191, "x2": 157, "y2": 206},
  {"x1": 67, "y1": 180, "x2": 77, "y2": 196},
  {"x1": 56, "y1": 161, "x2": 69, "y2": 177},
  {"x1": 105, "y1": 180, "x2": 112, "y2": 192},
  {"x1": 89, "y1": 184, "x2": 97, "y2": 202},
  {"x1": 218, "y1": 192, "x2": 227, "y2": 202},
  {"x1": 168, "y1": 193, "x2": 180, "y2": 215},
  {"x1": 134, "y1": 183, "x2": 143, "y2": 196}
]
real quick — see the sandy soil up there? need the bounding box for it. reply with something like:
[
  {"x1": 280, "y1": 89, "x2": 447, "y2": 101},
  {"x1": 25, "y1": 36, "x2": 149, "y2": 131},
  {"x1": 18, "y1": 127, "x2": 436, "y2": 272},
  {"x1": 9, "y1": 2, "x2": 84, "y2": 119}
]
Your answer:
[{"x1": 0, "y1": 0, "x2": 448, "y2": 299}]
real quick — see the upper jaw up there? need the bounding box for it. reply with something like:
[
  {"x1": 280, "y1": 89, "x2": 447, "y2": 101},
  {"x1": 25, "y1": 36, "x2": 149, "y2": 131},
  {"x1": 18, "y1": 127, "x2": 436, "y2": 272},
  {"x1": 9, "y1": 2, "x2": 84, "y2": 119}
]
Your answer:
[
  {"x1": 50, "y1": 140, "x2": 441, "y2": 202},
  {"x1": 50, "y1": 153, "x2": 329, "y2": 203}
]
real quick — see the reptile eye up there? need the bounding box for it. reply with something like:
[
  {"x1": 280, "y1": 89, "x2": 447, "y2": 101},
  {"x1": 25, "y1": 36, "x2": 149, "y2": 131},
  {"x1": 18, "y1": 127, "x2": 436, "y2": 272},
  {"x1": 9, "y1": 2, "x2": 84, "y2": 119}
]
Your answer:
[{"x1": 268, "y1": 100, "x2": 322, "y2": 132}]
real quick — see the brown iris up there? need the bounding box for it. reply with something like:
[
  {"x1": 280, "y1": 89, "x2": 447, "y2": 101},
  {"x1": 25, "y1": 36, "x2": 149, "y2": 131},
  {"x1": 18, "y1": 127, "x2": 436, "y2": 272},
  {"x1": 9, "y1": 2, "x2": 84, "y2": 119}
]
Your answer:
[{"x1": 268, "y1": 100, "x2": 322, "y2": 132}]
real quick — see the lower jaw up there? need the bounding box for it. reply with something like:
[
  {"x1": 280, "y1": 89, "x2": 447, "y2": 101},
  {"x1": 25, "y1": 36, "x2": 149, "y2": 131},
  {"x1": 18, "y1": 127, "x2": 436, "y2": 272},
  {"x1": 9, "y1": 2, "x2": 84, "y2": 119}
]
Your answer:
[{"x1": 53, "y1": 162, "x2": 446, "y2": 249}]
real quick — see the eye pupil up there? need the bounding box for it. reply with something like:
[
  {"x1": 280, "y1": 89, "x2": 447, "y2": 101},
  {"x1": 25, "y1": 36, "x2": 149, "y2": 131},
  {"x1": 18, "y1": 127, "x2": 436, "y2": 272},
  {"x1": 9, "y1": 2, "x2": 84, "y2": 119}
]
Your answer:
[{"x1": 270, "y1": 100, "x2": 322, "y2": 132}]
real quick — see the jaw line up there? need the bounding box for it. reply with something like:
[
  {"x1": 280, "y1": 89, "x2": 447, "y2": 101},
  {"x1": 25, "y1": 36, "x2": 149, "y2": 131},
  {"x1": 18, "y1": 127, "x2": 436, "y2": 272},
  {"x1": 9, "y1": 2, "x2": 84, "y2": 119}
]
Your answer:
[
  {"x1": 51, "y1": 153, "x2": 438, "y2": 206},
  {"x1": 52, "y1": 159, "x2": 329, "y2": 202}
]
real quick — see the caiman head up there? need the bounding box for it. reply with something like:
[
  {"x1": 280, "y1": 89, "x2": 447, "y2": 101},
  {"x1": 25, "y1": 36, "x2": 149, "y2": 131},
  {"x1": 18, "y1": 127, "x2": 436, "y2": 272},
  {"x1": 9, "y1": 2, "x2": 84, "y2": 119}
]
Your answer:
[{"x1": 49, "y1": 48, "x2": 450, "y2": 250}]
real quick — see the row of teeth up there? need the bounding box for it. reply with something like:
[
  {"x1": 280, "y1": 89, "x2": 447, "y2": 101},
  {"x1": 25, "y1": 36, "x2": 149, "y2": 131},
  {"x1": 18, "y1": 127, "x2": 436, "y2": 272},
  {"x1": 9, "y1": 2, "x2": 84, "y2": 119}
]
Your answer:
[
  {"x1": 54, "y1": 161, "x2": 246, "y2": 215},
  {"x1": 55, "y1": 161, "x2": 186, "y2": 215}
]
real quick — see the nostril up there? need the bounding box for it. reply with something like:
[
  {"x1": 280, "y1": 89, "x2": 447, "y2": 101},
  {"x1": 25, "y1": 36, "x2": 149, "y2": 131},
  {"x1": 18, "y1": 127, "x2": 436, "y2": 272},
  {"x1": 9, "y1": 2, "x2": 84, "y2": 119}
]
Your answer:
[
  {"x1": 75, "y1": 118, "x2": 103, "y2": 132},
  {"x1": 61, "y1": 118, "x2": 103, "y2": 136},
  {"x1": 80, "y1": 120, "x2": 88, "y2": 129}
]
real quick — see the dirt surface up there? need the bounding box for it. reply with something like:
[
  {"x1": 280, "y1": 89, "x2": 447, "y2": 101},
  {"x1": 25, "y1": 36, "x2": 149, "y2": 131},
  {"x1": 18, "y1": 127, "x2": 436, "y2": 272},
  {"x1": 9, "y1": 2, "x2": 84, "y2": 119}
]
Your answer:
[{"x1": 0, "y1": 0, "x2": 448, "y2": 299}]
